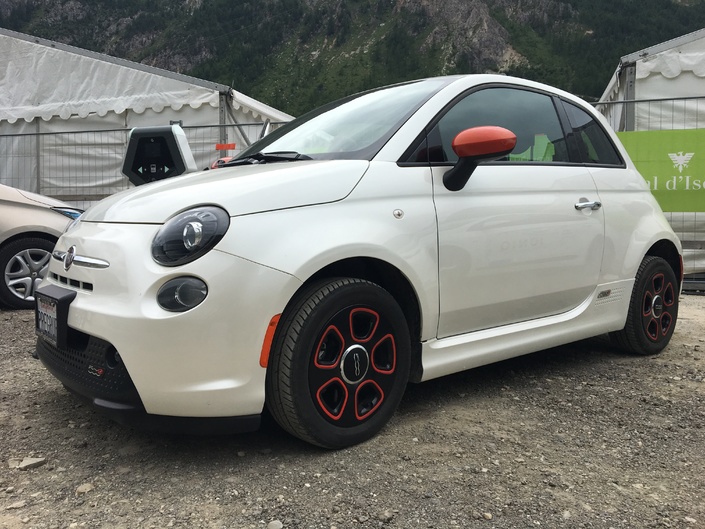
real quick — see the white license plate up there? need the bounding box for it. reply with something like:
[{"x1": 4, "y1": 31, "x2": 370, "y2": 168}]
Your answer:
[{"x1": 36, "y1": 293, "x2": 59, "y2": 347}]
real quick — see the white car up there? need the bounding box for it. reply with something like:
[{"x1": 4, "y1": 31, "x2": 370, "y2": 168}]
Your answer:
[
  {"x1": 0, "y1": 184, "x2": 82, "y2": 310},
  {"x1": 34, "y1": 75, "x2": 682, "y2": 448}
]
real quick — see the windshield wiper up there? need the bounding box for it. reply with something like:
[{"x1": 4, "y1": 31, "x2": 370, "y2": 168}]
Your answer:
[{"x1": 222, "y1": 151, "x2": 312, "y2": 167}]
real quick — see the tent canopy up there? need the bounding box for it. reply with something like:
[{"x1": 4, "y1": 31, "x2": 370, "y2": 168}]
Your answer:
[{"x1": 0, "y1": 28, "x2": 292, "y2": 125}]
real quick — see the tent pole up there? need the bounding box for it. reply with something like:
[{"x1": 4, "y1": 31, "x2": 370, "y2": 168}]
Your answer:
[
  {"x1": 625, "y1": 65, "x2": 636, "y2": 131},
  {"x1": 35, "y1": 118, "x2": 41, "y2": 194},
  {"x1": 219, "y1": 92, "x2": 228, "y2": 157}
]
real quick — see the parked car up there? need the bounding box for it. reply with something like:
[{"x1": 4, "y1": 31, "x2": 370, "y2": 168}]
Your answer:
[
  {"x1": 208, "y1": 156, "x2": 235, "y2": 169},
  {"x1": 34, "y1": 75, "x2": 682, "y2": 448},
  {"x1": 0, "y1": 184, "x2": 82, "y2": 310}
]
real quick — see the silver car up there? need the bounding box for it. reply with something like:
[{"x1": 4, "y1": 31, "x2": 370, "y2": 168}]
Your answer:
[{"x1": 0, "y1": 184, "x2": 82, "y2": 309}]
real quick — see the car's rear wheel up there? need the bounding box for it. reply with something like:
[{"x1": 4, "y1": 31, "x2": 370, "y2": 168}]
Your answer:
[
  {"x1": 0, "y1": 237, "x2": 55, "y2": 310},
  {"x1": 611, "y1": 256, "x2": 679, "y2": 355},
  {"x1": 266, "y1": 278, "x2": 411, "y2": 448}
]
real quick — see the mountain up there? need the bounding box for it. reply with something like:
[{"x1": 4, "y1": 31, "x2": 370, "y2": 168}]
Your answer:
[{"x1": 2, "y1": 0, "x2": 705, "y2": 116}]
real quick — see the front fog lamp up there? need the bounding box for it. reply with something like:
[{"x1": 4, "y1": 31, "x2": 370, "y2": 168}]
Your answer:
[
  {"x1": 157, "y1": 277, "x2": 208, "y2": 312},
  {"x1": 152, "y1": 206, "x2": 229, "y2": 266}
]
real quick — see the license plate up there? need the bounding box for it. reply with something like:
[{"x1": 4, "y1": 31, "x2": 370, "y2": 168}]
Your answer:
[
  {"x1": 35, "y1": 285, "x2": 76, "y2": 349},
  {"x1": 36, "y1": 294, "x2": 59, "y2": 346}
]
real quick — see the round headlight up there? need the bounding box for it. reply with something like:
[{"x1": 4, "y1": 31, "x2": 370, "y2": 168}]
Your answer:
[{"x1": 152, "y1": 206, "x2": 229, "y2": 266}]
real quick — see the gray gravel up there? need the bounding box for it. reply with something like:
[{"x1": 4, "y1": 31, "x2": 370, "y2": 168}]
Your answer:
[{"x1": 1, "y1": 295, "x2": 704, "y2": 529}]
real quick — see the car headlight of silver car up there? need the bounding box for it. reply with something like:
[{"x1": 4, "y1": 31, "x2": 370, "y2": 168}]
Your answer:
[{"x1": 152, "y1": 206, "x2": 230, "y2": 266}]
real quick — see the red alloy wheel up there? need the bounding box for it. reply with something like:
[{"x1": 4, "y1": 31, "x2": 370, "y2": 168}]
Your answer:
[
  {"x1": 611, "y1": 256, "x2": 679, "y2": 355},
  {"x1": 266, "y1": 278, "x2": 411, "y2": 448},
  {"x1": 310, "y1": 306, "x2": 397, "y2": 426},
  {"x1": 641, "y1": 271, "x2": 676, "y2": 342}
]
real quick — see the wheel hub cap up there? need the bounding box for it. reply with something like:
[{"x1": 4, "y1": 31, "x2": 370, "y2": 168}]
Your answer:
[
  {"x1": 5, "y1": 248, "x2": 51, "y2": 301},
  {"x1": 310, "y1": 305, "x2": 398, "y2": 426},
  {"x1": 651, "y1": 294, "x2": 664, "y2": 318},
  {"x1": 642, "y1": 272, "x2": 675, "y2": 342},
  {"x1": 340, "y1": 345, "x2": 370, "y2": 385}
]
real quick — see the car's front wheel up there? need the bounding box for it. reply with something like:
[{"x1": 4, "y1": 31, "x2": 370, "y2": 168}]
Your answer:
[
  {"x1": 611, "y1": 255, "x2": 679, "y2": 355},
  {"x1": 266, "y1": 278, "x2": 411, "y2": 448},
  {"x1": 0, "y1": 237, "x2": 55, "y2": 310}
]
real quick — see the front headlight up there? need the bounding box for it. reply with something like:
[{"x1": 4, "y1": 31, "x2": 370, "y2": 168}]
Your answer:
[
  {"x1": 152, "y1": 206, "x2": 230, "y2": 266},
  {"x1": 52, "y1": 206, "x2": 84, "y2": 220}
]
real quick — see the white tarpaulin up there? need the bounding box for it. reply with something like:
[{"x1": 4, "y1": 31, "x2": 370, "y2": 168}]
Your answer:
[
  {"x1": 0, "y1": 28, "x2": 292, "y2": 201},
  {"x1": 0, "y1": 28, "x2": 291, "y2": 125},
  {"x1": 0, "y1": 36, "x2": 218, "y2": 123}
]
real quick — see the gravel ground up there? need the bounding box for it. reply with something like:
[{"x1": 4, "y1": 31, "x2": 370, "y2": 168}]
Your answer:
[{"x1": 1, "y1": 294, "x2": 704, "y2": 529}]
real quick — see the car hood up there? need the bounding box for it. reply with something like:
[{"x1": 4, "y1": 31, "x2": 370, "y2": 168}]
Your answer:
[
  {"x1": 0, "y1": 184, "x2": 72, "y2": 208},
  {"x1": 82, "y1": 160, "x2": 369, "y2": 223}
]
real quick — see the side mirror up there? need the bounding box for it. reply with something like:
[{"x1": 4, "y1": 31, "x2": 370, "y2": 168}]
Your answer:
[
  {"x1": 122, "y1": 125, "x2": 198, "y2": 186},
  {"x1": 443, "y1": 126, "x2": 517, "y2": 192}
]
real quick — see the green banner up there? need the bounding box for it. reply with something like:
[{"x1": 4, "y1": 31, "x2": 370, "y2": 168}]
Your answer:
[{"x1": 618, "y1": 129, "x2": 705, "y2": 212}]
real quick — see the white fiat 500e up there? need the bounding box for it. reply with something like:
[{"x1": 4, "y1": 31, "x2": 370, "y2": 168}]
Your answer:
[{"x1": 35, "y1": 75, "x2": 682, "y2": 448}]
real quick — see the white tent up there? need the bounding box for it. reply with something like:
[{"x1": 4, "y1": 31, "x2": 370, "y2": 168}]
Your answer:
[
  {"x1": 0, "y1": 28, "x2": 292, "y2": 201},
  {"x1": 597, "y1": 29, "x2": 705, "y2": 281},
  {"x1": 597, "y1": 28, "x2": 705, "y2": 131}
]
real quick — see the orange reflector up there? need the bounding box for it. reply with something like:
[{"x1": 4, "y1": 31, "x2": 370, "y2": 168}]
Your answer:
[
  {"x1": 259, "y1": 314, "x2": 281, "y2": 368},
  {"x1": 215, "y1": 143, "x2": 236, "y2": 151}
]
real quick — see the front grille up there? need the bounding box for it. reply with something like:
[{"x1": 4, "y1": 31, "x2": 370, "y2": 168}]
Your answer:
[
  {"x1": 50, "y1": 272, "x2": 94, "y2": 292},
  {"x1": 36, "y1": 329, "x2": 142, "y2": 407}
]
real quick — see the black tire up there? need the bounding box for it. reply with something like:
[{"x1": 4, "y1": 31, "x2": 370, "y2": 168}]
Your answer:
[
  {"x1": 611, "y1": 256, "x2": 679, "y2": 355},
  {"x1": 0, "y1": 237, "x2": 56, "y2": 310},
  {"x1": 266, "y1": 278, "x2": 411, "y2": 449}
]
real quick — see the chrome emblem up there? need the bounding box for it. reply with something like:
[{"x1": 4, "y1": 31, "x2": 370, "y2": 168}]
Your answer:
[
  {"x1": 353, "y1": 352, "x2": 361, "y2": 377},
  {"x1": 88, "y1": 365, "x2": 105, "y2": 378},
  {"x1": 63, "y1": 245, "x2": 76, "y2": 271}
]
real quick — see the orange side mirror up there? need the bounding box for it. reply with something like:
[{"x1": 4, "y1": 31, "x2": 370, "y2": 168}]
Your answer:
[
  {"x1": 452, "y1": 126, "x2": 517, "y2": 160},
  {"x1": 444, "y1": 126, "x2": 517, "y2": 191}
]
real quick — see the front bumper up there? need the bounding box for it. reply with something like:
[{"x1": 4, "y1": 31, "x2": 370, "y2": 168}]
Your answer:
[
  {"x1": 36, "y1": 333, "x2": 261, "y2": 434},
  {"x1": 36, "y1": 220, "x2": 301, "y2": 424}
]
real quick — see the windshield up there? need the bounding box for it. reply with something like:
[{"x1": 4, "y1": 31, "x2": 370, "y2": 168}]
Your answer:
[{"x1": 238, "y1": 78, "x2": 453, "y2": 161}]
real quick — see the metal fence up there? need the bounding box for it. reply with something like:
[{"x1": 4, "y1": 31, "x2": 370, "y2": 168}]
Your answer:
[
  {"x1": 0, "y1": 122, "x2": 277, "y2": 210},
  {"x1": 596, "y1": 97, "x2": 705, "y2": 290},
  {"x1": 597, "y1": 95, "x2": 705, "y2": 132},
  {"x1": 2, "y1": 110, "x2": 703, "y2": 288}
]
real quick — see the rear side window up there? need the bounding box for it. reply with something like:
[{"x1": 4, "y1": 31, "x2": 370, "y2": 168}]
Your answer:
[
  {"x1": 419, "y1": 87, "x2": 570, "y2": 164},
  {"x1": 563, "y1": 102, "x2": 623, "y2": 166}
]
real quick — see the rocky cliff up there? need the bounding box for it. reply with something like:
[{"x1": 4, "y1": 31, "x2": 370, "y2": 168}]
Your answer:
[{"x1": 2, "y1": 0, "x2": 704, "y2": 114}]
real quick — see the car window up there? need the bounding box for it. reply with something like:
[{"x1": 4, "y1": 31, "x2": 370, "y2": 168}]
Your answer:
[
  {"x1": 562, "y1": 102, "x2": 623, "y2": 166},
  {"x1": 238, "y1": 78, "x2": 453, "y2": 161},
  {"x1": 419, "y1": 87, "x2": 570, "y2": 164}
]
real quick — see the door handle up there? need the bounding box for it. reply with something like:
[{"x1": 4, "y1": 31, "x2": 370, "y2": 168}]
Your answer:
[{"x1": 575, "y1": 200, "x2": 602, "y2": 211}]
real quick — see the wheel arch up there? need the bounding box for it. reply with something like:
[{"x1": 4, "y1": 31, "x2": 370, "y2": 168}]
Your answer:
[
  {"x1": 0, "y1": 230, "x2": 58, "y2": 251},
  {"x1": 646, "y1": 239, "x2": 683, "y2": 287},
  {"x1": 285, "y1": 257, "x2": 425, "y2": 383}
]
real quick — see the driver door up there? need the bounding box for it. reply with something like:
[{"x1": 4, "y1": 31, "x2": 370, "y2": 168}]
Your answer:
[{"x1": 428, "y1": 86, "x2": 605, "y2": 338}]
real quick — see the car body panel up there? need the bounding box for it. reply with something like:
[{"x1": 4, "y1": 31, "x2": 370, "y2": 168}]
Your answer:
[
  {"x1": 432, "y1": 163, "x2": 604, "y2": 337},
  {"x1": 420, "y1": 277, "x2": 634, "y2": 381},
  {"x1": 0, "y1": 184, "x2": 73, "y2": 245},
  {"x1": 588, "y1": 165, "x2": 681, "y2": 282},
  {"x1": 219, "y1": 161, "x2": 440, "y2": 340},
  {"x1": 82, "y1": 160, "x2": 369, "y2": 223}
]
